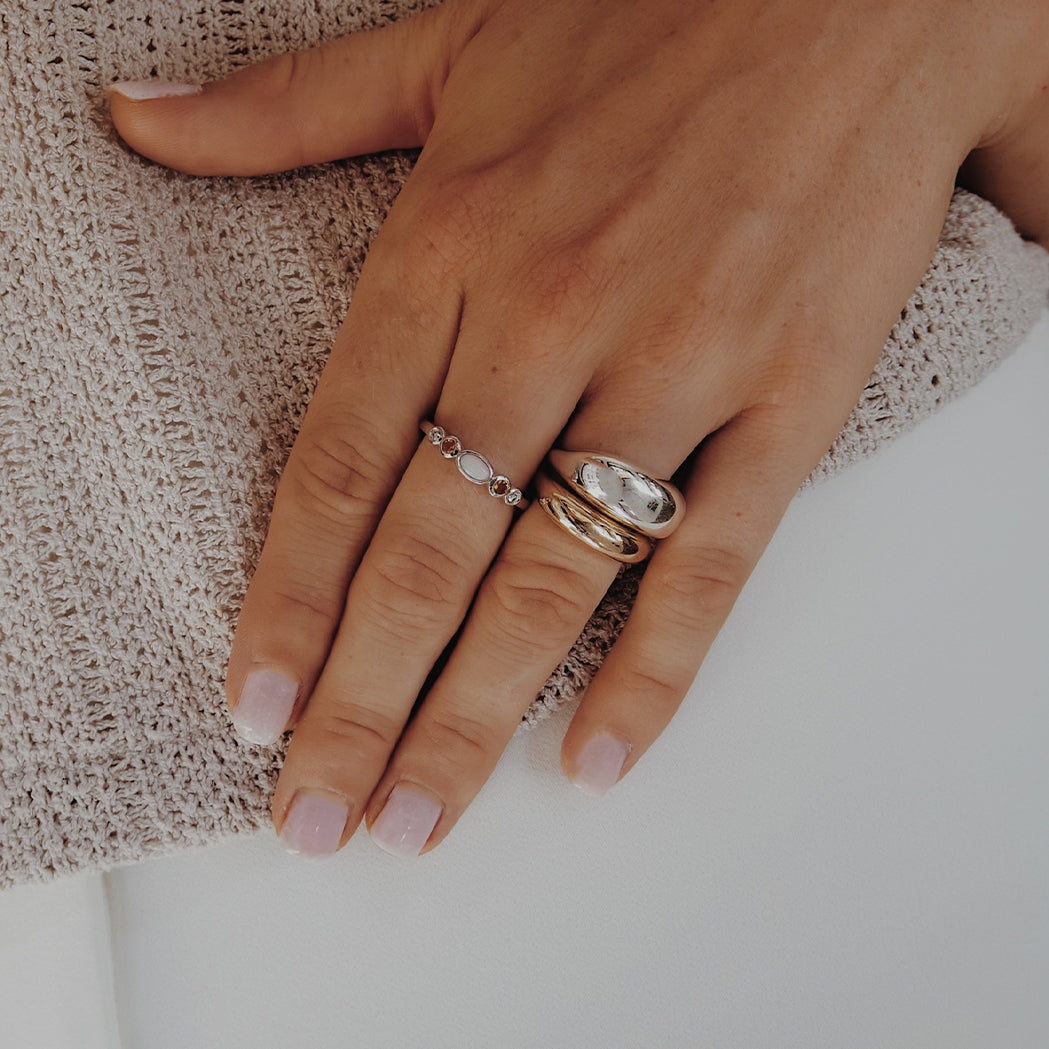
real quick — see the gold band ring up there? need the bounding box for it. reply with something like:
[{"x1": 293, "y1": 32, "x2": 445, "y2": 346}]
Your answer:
[
  {"x1": 536, "y1": 473, "x2": 653, "y2": 564},
  {"x1": 544, "y1": 450, "x2": 685, "y2": 540}
]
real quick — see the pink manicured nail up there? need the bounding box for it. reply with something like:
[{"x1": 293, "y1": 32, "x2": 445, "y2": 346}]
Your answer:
[
  {"x1": 280, "y1": 793, "x2": 349, "y2": 859},
  {"x1": 572, "y1": 735, "x2": 630, "y2": 797},
  {"x1": 106, "y1": 79, "x2": 202, "y2": 100},
  {"x1": 232, "y1": 669, "x2": 298, "y2": 746},
  {"x1": 370, "y1": 786, "x2": 442, "y2": 859}
]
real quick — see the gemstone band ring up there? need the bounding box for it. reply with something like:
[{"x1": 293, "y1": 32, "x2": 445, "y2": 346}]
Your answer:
[{"x1": 420, "y1": 420, "x2": 526, "y2": 508}]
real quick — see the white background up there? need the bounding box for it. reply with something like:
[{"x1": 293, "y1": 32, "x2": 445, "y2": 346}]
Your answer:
[{"x1": 3, "y1": 314, "x2": 1048, "y2": 1049}]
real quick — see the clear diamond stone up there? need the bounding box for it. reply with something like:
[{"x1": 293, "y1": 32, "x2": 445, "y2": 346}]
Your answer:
[
  {"x1": 428, "y1": 426, "x2": 445, "y2": 445},
  {"x1": 505, "y1": 488, "x2": 522, "y2": 506},
  {"x1": 457, "y1": 450, "x2": 493, "y2": 485}
]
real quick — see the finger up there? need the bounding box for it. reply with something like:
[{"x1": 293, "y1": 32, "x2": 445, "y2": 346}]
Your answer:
[
  {"x1": 106, "y1": 0, "x2": 488, "y2": 175},
  {"x1": 268, "y1": 314, "x2": 592, "y2": 857},
  {"x1": 359, "y1": 418, "x2": 700, "y2": 858},
  {"x1": 224, "y1": 234, "x2": 461, "y2": 747},
  {"x1": 352, "y1": 316, "x2": 747, "y2": 857},
  {"x1": 561, "y1": 403, "x2": 838, "y2": 796},
  {"x1": 360, "y1": 504, "x2": 621, "y2": 857}
]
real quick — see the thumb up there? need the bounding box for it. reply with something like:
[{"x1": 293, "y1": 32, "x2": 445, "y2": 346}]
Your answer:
[{"x1": 107, "y1": 6, "x2": 468, "y2": 176}]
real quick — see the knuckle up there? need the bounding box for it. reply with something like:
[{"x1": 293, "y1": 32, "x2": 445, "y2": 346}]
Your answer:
[
  {"x1": 362, "y1": 532, "x2": 466, "y2": 641},
  {"x1": 596, "y1": 322, "x2": 706, "y2": 415},
  {"x1": 268, "y1": 48, "x2": 305, "y2": 96},
  {"x1": 255, "y1": 49, "x2": 314, "y2": 161},
  {"x1": 418, "y1": 707, "x2": 502, "y2": 767},
  {"x1": 755, "y1": 306, "x2": 846, "y2": 408},
  {"x1": 513, "y1": 238, "x2": 623, "y2": 347},
  {"x1": 486, "y1": 552, "x2": 596, "y2": 655},
  {"x1": 618, "y1": 658, "x2": 693, "y2": 710},
  {"x1": 396, "y1": 2, "x2": 485, "y2": 144},
  {"x1": 757, "y1": 354, "x2": 830, "y2": 412},
  {"x1": 409, "y1": 166, "x2": 506, "y2": 260},
  {"x1": 267, "y1": 583, "x2": 343, "y2": 628},
  {"x1": 314, "y1": 701, "x2": 403, "y2": 760},
  {"x1": 654, "y1": 545, "x2": 752, "y2": 629},
  {"x1": 285, "y1": 414, "x2": 395, "y2": 531},
  {"x1": 370, "y1": 232, "x2": 452, "y2": 321}
]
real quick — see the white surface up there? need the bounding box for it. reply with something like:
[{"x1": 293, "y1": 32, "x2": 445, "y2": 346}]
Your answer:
[
  {"x1": 5, "y1": 316, "x2": 1049, "y2": 1049},
  {"x1": 0, "y1": 874, "x2": 120, "y2": 1049}
]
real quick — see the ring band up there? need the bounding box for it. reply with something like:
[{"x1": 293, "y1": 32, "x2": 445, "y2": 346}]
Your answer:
[
  {"x1": 545, "y1": 450, "x2": 685, "y2": 540},
  {"x1": 536, "y1": 473, "x2": 653, "y2": 564},
  {"x1": 420, "y1": 420, "x2": 526, "y2": 508}
]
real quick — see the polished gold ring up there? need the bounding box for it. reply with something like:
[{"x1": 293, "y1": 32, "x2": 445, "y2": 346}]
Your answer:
[
  {"x1": 536, "y1": 473, "x2": 653, "y2": 564},
  {"x1": 544, "y1": 450, "x2": 685, "y2": 540}
]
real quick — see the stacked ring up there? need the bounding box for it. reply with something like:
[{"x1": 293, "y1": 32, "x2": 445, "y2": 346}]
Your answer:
[
  {"x1": 535, "y1": 473, "x2": 653, "y2": 563},
  {"x1": 538, "y1": 450, "x2": 685, "y2": 563},
  {"x1": 418, "y1": 418, "x2": 684, "y2": 563}
]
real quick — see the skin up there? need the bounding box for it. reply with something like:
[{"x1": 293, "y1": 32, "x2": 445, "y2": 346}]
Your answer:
[{"x1": 108, "y1": 0, "x2": 1049, "y2": 856}]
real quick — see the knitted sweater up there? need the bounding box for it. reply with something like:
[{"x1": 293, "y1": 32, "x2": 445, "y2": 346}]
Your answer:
[{"x1": 1, "y1": 0, "x2": 1047, "y2": 888}]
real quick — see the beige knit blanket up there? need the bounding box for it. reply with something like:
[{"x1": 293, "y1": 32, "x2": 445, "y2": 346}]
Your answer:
[{"x1": 2, "y1": 0, "x2": 1047, "y2": 889}]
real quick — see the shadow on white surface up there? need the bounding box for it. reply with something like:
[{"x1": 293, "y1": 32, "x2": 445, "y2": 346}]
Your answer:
[{"x1": 0, "y1": 874, "x2": 120, "y2": 1048}]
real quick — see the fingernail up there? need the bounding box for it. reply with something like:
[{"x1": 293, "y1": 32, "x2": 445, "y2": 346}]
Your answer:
[
  {"x1": 572, "y1": 735, "x2": 630, "y2": 797},
  {"x1": 280, "y1": 793, "x2": 349, "y2": 859},
  {"x1": 106, "y1": 79, "x2": 203, "y2": 100},
  {"x1": 370, "y1": 786, "x2": 443, "y2": 860},
  {"x1": 232, "y1": 669, "x2": 298, "y2": 746}
]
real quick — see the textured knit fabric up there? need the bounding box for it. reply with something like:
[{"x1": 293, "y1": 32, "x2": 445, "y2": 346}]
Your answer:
[{"x1": 1, "y1": 0, "x2": 1047, "y2": 888}]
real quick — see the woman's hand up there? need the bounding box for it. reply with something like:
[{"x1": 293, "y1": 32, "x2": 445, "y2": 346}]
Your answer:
[{"x1": 108, "y1": 0, "x2": 1049, "y2": 858}]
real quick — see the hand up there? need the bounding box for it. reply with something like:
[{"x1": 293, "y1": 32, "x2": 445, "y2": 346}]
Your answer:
[{"x1": 108, "y1": 0, "x2": 1049, "y2": 858}]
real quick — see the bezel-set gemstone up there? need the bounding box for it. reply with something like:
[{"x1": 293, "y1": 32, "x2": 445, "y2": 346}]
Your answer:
[
  {"x1": 424, "y1": 424, "x2": 524, "y2": 508},
  {"x1": 457, "y1": 450, "x2": 494, "y2": 485}
]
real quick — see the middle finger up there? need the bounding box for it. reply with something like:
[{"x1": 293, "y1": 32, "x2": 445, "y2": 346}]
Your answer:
[{"x1": 362, "y1": 386, "x2": 707, "y2": 857}]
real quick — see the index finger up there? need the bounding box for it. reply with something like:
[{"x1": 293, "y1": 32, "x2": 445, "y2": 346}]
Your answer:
[{"x1": 226, "y1": 235, "x2": 461, "y2": 745}]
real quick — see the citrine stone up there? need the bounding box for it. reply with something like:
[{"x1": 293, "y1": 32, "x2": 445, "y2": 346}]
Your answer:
[
  {"x1": 440, "y1": 436, "x2": 462, "y2": 458},
  {"x1": 489, "y1": 476, "x2": 511, "y2": 498}
]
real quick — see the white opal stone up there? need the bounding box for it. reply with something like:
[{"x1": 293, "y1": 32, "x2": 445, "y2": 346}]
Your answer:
[{"x1": 457, "y1": 450, "x2": 493, "y2": 484}]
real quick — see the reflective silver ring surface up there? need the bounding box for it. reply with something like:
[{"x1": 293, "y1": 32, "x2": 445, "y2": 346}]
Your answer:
[
  {"x1": 420, "y1": 420, "x2": 527, "y2": 509},
  {"x1": 545, "y1": 449, "x2": 685, "y2": 540},
  {"x1": 536, "y1": 473, "x2": 652, "y2": 564}
]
